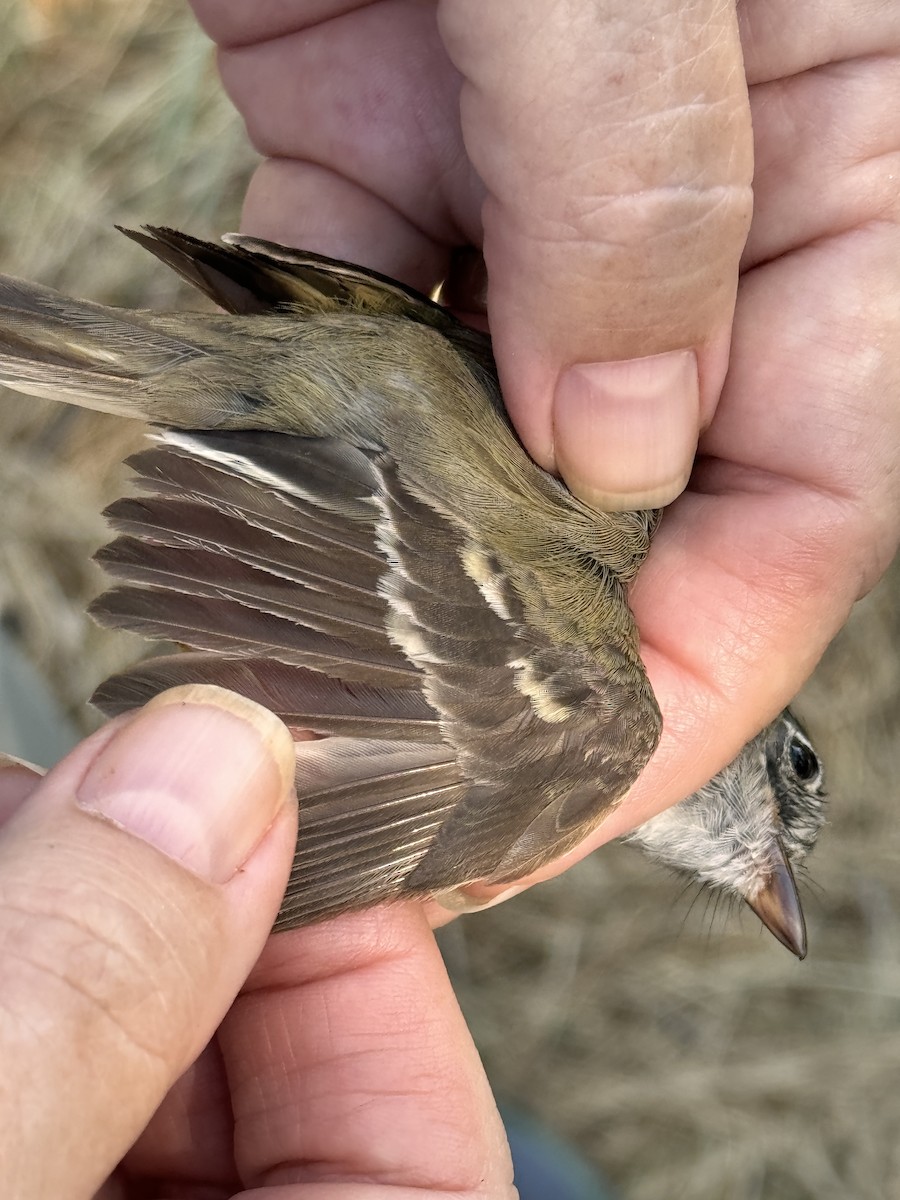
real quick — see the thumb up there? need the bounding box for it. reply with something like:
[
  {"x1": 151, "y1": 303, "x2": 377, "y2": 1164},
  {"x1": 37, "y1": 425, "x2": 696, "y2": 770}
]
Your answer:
[
  {"x1": 439, "y1": 0, "x2": 753, "y2": 509},
  {"x1": 0, "y1": 685, "x2": 297, "y2": 1199}
]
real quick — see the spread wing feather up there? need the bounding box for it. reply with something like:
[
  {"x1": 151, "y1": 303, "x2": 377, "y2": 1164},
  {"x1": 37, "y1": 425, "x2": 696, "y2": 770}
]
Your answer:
[
  {"x1": 93, "y1": 654, "x2": 440, "y2": 742},
  {"x1": 95, "y1": 538, "x2": 390, "y2": 648},
  {"x1": 102, "y1": 493, "x2": 384, "y2": 600},
  {"x1": 277, "y1": 739, "x2": 465, "y2": 928},
  {"x1": 129, "y1": 431, "x2": 383, "y2": 542},
  {"x1": 370, "y1": 463, "x2": 653, "y2": 889},
  {"x1": 91, "y1": 584, "x2": 415, "y2": 685},
  {"x1": 0, "y1": 230, "x2": 660, "y2": 927},
  {"x1": 91, "y1": 424, "x2": 651, "y2": 923}
]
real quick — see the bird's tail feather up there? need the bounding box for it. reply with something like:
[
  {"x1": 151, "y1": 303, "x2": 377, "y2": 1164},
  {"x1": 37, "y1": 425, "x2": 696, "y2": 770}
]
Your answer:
[
  {"x1": 0, "y1": 272, "x2": 209, "y2": 419},
  {"x1": 0, "y1": 270, "x2": 299, "y2": 431}
]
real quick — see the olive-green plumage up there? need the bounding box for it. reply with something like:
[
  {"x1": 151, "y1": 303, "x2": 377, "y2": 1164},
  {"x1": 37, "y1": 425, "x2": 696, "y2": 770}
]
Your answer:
[{"x1": 0, "y1": 228, "x2": 825, "y2": 949}]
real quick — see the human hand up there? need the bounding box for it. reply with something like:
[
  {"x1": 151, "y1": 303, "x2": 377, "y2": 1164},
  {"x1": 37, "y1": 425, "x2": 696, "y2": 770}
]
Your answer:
[
  {"x1": 0, "y1": 688, "x2": 512, "y2": 1198},
  {"x1": 187, "y1": 1, "x2": 899, "y2": 863}
]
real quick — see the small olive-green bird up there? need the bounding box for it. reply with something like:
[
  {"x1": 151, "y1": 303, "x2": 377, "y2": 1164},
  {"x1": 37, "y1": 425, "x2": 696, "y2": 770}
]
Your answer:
[{"x1": 0, "y1": 228, "x2": 826, "y2": 954}]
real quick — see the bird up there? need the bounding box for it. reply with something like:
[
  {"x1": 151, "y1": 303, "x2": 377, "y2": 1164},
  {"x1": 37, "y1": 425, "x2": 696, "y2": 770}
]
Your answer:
[
  {"x1": 0, "y1": 227, "x2": 826, "y2": 954},
  {"x1": 626, "y1": 709, "x2": 825, "y2": 957}
]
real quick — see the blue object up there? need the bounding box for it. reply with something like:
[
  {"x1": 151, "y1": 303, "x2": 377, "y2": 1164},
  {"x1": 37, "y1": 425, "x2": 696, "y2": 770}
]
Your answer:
[
  {"x1": 501, "y1": 1106, "x2": 618, "y2": 1200},
  {"x1": 0, "y1": 627, "x2": 79, "y2": 766}
]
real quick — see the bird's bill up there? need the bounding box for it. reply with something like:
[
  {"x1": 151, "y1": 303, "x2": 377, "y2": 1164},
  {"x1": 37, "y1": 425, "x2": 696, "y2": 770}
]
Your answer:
[{"x1": 745, "y1": 841, "x2": 807, "y2": 959}]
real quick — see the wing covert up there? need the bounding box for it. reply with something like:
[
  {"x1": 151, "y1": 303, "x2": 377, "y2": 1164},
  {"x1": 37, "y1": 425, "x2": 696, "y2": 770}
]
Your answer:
[{"x1": 91, "y1": 425, "x2": 659, "y2": 922}]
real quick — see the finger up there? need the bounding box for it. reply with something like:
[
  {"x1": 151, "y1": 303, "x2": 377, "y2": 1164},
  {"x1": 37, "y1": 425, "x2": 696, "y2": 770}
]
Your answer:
[
  {"x1": 741, "y1": 16, "x2": 900, "y2": 267},
  {"x1": 217, "y1": 906, "x2": 514, "y2": 1196},
  {"x1": 737, "y1": 0, "x2": 900, "y2": 84},
  {"x1": 190, "y1": 0, "x2": 373, "y2": 48},
  {"x1": 123, "y1": 1040, "x2": 238, "y2": 1189},
  {"x1": 0, "y1": 685, "x2": 298, "y2": 1199},
  {"x1": 241, "y1": 159, "x2": 451, "y2": 293},
  {"x1": 516, "y1": 14, "x2": 900, "y2": 869},
  {"x1": 524, "y1": 223, "x2": 900, "y2": 883},
  {"x1": 438, "y1": 0, "x2": 753, "y2": 509},
  {"x1": 204, "y1": 0, "x2": 752, "y2": 509},
  {"x1": 211, "y1": 1, "x2": 474, "y2": 288}
]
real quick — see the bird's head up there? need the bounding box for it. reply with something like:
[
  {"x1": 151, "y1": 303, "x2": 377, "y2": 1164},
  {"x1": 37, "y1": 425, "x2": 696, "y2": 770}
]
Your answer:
[{"x1": 626, "y1": 710, "x2": 827, "y2": 958}]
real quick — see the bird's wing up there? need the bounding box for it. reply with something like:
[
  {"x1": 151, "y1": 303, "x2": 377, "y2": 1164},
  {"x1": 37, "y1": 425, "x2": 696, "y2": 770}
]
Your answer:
[
  {"x1": 118, "y1": 225, "x2": 496, "y2": 371},
  {"x1": 91, "y1": 427, "x2": 654, "y2": 924},
  {"x1": 91, "y1": 432, "x2": 419, "y2": 687},
  {"x1": 370, "y1": 461, "x2": 660, "y2": 890},
  {"x1": 118, "y1": 224, "x2": 442, "y2": 319},
  {"x1": 278, "y1": 738, "x2": 468, "y2": 927}
]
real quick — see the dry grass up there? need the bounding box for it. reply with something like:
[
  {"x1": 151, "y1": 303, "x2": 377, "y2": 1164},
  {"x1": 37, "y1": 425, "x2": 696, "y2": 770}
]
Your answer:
[
  {"x1": 0, "y1": 3, "x2": 898, "y2": 1196},
  {"x1": 0, "y1": 0, "x2": 254, "y2": 719}
]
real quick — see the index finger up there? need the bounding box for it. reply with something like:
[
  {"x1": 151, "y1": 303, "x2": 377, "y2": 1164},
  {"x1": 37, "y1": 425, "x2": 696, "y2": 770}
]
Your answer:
[{"x1": 219, "y1": 906, "x2": 514, "y2": 1195}]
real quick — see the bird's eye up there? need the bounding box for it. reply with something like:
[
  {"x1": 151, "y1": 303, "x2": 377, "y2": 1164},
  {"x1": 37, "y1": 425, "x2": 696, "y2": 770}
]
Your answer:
[{"x1": 789, "y1": 735, "x2": 820, "y2": 783}]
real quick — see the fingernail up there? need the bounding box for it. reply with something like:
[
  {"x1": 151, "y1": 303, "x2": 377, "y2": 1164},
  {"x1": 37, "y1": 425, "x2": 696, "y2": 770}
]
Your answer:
[
  {"x1": 0, "y1": 751, "x2": 44, "y2": 776},
  {"x1": 76, "y1": 685, "x2": 296, "y2": 883},
  {"x1": 554, "y1": 350, "x2": 700, "y2": 510}
]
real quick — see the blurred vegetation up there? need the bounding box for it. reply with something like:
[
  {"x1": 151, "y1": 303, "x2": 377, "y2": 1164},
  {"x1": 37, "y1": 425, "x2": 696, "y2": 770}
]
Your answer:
[{"x1": 0, "y1": 0, "x2": 254, "y2": 716}]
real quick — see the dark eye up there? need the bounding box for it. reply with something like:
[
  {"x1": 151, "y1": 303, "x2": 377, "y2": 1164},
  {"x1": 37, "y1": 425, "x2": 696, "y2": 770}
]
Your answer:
[{"x1": 789, "y1": 735, "x2": 820, "y2": 783}]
